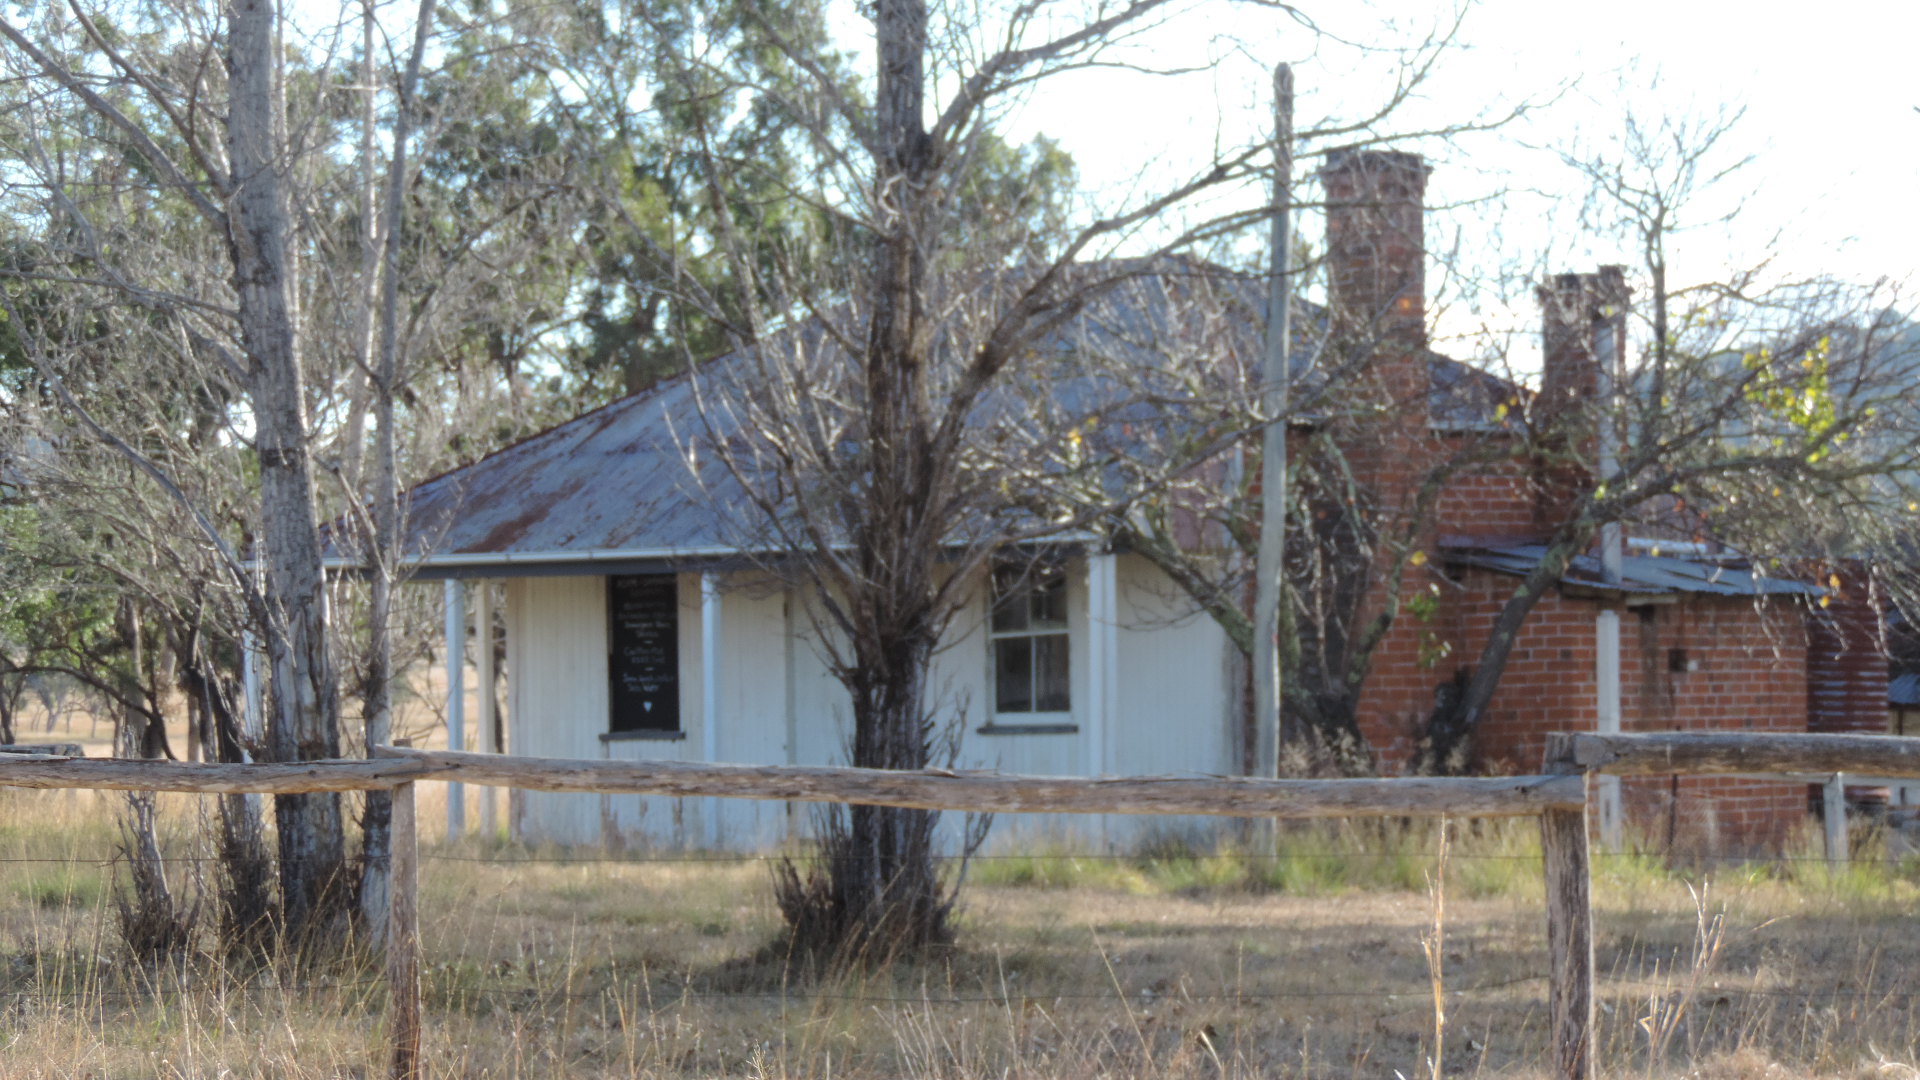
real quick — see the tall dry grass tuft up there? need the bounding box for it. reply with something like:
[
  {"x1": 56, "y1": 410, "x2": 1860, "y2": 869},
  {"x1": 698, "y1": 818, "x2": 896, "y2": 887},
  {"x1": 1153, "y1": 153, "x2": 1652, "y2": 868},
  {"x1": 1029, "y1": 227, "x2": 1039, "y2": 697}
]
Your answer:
[
  {"x1": 113, "y1": 789, "x2": 197, "y2": 963},
  {"x1": 1637, "y1": 882, "x2": 1729, "y2": 1076},
  {"x1": 1420, "y1": 818, "x2": 1451, "y2": 1080}
]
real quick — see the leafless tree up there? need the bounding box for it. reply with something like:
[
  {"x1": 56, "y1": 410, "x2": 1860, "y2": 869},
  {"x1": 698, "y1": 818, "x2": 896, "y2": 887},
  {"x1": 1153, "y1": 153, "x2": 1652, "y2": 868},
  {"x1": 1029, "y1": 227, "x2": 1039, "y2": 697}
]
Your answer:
[{"x1": 654, "y1": 0, "x2": 1499, "y2": 955}]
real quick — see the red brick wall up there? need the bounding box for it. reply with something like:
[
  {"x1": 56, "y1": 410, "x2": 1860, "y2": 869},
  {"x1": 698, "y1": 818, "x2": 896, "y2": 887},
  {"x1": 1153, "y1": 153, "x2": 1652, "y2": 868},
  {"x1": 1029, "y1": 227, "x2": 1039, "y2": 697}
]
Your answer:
[
  {"x1": 1619, "y1": 775, "x2": 1806, "y2": 852},
  {"x1": 1617, "y1": 600, "x2": 1808, "y2": 849},
  {"x1": 1437, "y1": 570, "x2": 1599, "y2": 775},
  {"x1": 1352, "y1": 565, "x2": 1605, "y2": 774},
  {"x1": 1352, "y1": 564, "x2": 1810, "y2": 847},
  {"x1": 1431, "y1": 448, "x2": 1536, "y2": 538},
  {"x1": 1350, "y1": 587, "x2": 1448, "y2": 770}
]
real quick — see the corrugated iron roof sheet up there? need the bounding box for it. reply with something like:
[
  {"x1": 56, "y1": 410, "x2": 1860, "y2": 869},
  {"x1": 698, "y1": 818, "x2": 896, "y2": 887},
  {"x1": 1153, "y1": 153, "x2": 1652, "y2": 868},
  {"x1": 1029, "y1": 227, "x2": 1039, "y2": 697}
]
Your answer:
[
  {"x1": 1891, "y1": 672, "x2": 1920, "y2": 706},
  {"x1": 1442, "y1": 541, "x2": 1821, "y2": 599},
  {"x1": 357, "y1": 260, "x2": 1521, "y2": 570}
]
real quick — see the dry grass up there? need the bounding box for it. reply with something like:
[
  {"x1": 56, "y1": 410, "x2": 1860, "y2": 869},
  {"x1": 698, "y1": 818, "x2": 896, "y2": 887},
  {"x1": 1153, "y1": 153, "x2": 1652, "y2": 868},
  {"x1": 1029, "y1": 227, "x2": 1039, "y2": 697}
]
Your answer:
[{"x1": 3, "y1": 713, "x2": 1919, "y2": 1077}]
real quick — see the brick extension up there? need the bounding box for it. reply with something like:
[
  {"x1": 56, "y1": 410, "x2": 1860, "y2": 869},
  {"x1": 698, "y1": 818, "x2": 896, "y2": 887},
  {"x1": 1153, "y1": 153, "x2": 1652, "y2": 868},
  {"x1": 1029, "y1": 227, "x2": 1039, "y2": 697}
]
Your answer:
[{"x1": 1299, "y1": 149, "x2": 1881, "y2": 850}]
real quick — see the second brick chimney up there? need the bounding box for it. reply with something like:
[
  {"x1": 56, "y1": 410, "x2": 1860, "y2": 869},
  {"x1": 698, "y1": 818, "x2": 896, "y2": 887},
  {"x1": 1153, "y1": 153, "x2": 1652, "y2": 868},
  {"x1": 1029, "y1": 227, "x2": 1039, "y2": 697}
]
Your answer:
[{"x1": 1533, "y1": 266, "x2": 1629, "y2": 534}]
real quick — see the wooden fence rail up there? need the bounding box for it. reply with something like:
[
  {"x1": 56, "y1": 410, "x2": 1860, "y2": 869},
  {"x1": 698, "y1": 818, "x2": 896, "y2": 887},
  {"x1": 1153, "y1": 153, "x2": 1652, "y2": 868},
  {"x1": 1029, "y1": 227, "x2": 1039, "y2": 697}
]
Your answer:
[
  {"x1": 369, "y1": 746, "x2": 1588, "y2": 818},
  {"x1": 0, "y1": 748, "x2": 1585, "y2": 816},
  {"x1": 10, "y1": 729, "x2": 1913, "y2": 1080},
  {"x1": 1570, "y1": 732, "x2": 1920, "y2": 778},
  {"x1": 0, "y1": 754, "x2": 437, "y2": 792}
]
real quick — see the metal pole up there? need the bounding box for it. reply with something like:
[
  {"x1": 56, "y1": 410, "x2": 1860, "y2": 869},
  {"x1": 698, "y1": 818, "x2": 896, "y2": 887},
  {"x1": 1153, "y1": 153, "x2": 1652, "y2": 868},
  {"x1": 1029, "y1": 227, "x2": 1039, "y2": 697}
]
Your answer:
[
  {"x1": 1087, "y1": 552, "x2": 1118, "y2": 847},
  {"x1": 443, "y1": 578, "x2": 465, "y2": 840},
  {"x1": 1823, "y1": 773, "x2": 1848, "y2": 868},
  {"x1": 1594, "y1": 301, "x2": 1624, "y2": 851},
  {"x1": 477, "y1": 580, "x2": 497, "y2": 838},
  {"x1": 700, "y1": 573, "x2": 721, "y2": 850},
  {"x1": 1252, "y1": 62, "x2": 1295, "y2": 815}
]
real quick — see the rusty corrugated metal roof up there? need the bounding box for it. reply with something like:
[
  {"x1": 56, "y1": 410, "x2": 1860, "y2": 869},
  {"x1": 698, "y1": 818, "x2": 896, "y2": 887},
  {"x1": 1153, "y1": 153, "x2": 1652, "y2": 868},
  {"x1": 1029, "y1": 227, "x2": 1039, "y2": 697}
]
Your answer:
[
  {"x1": 368, "y1": 361, "x2": 757, "y2": 572},
  {"x1": 348, "y1": 261, "x2": 1520, "y2": 575}
]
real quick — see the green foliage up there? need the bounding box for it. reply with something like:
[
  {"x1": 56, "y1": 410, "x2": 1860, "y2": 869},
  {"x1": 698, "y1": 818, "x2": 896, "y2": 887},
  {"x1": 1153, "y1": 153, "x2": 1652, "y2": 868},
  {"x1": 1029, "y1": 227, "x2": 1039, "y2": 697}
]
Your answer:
[{"x1": 1742, "y1": 336, "x2": 1845, "y2": 462}]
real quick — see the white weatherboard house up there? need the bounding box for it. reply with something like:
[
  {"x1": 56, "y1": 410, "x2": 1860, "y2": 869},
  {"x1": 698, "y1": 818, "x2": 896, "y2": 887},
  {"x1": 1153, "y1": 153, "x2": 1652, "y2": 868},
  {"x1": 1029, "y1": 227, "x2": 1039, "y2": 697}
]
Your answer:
[{"x1": 365, "y1": 275, "x2": 1253, "y2": 852}]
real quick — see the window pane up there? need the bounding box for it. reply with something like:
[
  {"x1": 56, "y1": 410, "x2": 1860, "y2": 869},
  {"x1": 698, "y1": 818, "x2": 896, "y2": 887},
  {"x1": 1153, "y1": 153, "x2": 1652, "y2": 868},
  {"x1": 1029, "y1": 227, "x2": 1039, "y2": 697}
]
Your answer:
[
  {"x1": 1030, "y1": 573, "x2": 1068, "y2": 630},
  {"x1": 994, "y1": 638, "x2": 1033, "y2": 713},
  {"x1": 990, "y1": 569, "x2": 1029, "y2": 632},
  {"x1": 1033, "y1": 633, "x2": 1070, "y2": 712}
]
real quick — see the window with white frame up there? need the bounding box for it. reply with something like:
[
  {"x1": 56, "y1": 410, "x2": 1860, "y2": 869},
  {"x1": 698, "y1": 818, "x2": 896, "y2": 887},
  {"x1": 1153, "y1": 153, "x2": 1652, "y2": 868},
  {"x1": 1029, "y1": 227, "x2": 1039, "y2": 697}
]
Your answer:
[{"x1": 989, "y1": 564, "x2": 1070, "y2": 715}]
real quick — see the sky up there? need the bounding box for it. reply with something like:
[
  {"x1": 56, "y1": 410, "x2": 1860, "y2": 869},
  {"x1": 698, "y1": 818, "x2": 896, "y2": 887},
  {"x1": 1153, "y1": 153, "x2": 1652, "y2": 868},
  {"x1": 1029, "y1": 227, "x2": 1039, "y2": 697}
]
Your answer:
[{"x1": 897, "y1": 0, "x2": 1920, "y2": 373}]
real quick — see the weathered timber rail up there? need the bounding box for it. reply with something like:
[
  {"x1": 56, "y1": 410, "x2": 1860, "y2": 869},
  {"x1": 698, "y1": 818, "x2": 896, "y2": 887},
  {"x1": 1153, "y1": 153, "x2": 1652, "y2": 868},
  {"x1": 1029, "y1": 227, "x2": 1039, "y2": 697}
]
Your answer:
[
  {"x1": 6, "y1": 729, "x2": 1916, "y2": 1080},
  {"x1": 0, "y1": 755, "x2": 439, "y2": 793},
  {"x1": 0, "y1": 748, "x2": 1583, "y2": 816},
  {"x1": 1570, "y1": 732, "x2": 1920, "y2": 778},
  {"x1": 368, "y1": 746, "x2": 1585, "y2": 817}
]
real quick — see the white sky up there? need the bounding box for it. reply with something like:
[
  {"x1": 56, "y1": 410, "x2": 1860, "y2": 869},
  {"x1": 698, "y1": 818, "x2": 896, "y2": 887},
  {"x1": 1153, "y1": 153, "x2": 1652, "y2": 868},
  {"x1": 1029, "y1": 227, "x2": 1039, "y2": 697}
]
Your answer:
[{"x1": 880, "y1": 0, "x2": 1920, "y2": 373}]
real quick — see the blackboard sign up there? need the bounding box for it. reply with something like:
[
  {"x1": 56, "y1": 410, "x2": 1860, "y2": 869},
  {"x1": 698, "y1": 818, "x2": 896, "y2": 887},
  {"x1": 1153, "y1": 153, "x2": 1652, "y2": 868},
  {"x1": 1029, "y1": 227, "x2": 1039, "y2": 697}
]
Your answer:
[{"x1": 607, "y1": 575, "x2": 681, "y2": 733}]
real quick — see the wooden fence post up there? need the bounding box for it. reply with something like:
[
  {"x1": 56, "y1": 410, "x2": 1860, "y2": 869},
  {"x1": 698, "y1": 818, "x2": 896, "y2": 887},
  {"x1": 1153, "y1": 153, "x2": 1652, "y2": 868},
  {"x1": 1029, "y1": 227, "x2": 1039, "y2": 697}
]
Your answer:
[
  {"x1": 387, "y1": 777, "x2": 421, "y2": 1080},
  {"x1": 1822, "y1": 773, "x2": 1847, "y2": 868},
  {"x1": 1541, "y1": 733, "x2": 1595, "y2": 1080}
]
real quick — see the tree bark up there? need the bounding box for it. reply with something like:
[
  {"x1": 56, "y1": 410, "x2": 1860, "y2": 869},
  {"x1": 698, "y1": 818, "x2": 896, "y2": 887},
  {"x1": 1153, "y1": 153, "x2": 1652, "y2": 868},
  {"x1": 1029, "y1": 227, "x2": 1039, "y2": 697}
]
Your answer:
[
  {"x1": 0, "y1": 675, "x2": 15, "y2": 746},
  {"x1": 227, "y1": 0, "x2": 346, "y2": 935}
]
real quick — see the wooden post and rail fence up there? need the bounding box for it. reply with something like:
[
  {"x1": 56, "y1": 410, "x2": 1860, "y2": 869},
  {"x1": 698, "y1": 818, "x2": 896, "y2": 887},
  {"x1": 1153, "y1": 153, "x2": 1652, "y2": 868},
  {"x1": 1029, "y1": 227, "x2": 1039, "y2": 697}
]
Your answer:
[{"x1": 4, "y1": 731, "x2": 1919, "y2": 1080}]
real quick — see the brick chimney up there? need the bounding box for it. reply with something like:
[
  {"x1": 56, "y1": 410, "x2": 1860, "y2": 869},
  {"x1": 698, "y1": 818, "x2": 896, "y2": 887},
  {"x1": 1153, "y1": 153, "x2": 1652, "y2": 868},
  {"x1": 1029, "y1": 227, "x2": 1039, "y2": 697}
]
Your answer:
[
  {"x1": 1321, "y1": 148, "x2": 1431, "y2": 389},
  {"x1": 1319, "y1": 148, "x2": 1431, "y2": 500},
  {"x1": 1319, "y1": 149, "x2": 1435, "y2": 765},
  {"x1": 1537, "y1": 266, "x2": 1628, "y2": 427},
  {"x1": 1533, "y1": 266, "x2": 1629, "y2": 534}
]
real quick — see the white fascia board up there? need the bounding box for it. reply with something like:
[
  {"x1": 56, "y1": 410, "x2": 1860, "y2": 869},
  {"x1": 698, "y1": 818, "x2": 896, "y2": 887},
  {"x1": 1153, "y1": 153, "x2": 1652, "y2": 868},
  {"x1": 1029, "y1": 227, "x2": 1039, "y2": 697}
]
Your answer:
[{"x1": 316, "y1": 545, "x2": 746, "y2": 572}]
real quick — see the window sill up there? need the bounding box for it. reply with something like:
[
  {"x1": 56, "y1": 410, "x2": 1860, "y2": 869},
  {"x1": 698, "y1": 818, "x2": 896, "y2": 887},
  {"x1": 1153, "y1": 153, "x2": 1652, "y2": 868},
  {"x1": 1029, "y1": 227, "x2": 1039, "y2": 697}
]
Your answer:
[
  {"x1": 976, "y1": 722, "x2": 1079, "y2": 736},
  {"x1": 601, "y1": 730, "x2": 686, "y2": 742}
]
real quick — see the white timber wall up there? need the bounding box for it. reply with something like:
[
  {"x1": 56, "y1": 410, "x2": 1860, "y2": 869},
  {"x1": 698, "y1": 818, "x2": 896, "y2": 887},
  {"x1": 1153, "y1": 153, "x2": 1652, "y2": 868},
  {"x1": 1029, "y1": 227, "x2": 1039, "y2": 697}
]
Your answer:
[
  {"x1": 504, "y1": 553, "x2": 1236, "y2": 851},
  {"x1": 504, "y1": 575, "x2": 607, "y2": 845}
]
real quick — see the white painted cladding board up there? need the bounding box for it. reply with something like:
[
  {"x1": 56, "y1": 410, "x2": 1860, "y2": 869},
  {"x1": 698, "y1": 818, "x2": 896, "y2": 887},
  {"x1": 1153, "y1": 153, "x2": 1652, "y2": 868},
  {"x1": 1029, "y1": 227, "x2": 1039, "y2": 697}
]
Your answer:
[
  {"x1": 505, "y1": 575, "x2": 609, "y2": 845},
  {"x1": 1109, "y1": 552, "x2": 1235, "y2": 841},
  {"x1": 712, "y1": 577, "x2": 791, "y2": 848},
  {"x1": 506, "y1": 556, "x2": 1238, "y2": 851}
]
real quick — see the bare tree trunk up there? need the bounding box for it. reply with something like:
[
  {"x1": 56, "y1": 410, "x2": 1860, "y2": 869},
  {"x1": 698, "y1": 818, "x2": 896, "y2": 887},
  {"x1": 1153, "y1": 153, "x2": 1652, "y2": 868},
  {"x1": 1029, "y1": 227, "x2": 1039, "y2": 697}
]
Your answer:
[
  {"x1": 340, "y1": 1, "x2": 381, "y2": 493},
  {"x1": 114, "y1": 598, "x2": 194, "y2": 960},
  {"x1": 850, "y1": 0, "x2": 946, "y2": 952},
  {"x1": 227, "y1": 0, "x2": 345, "y2": 936},
  {"x1": 172, "y1": 616, "x2": 274, "y2": 953},
  {"x1": 771, "y1": 0, "x2": 958, "y2": 959},
  {"x1": 361, "y1": 0, "x2": 438, "y2": 944},
  {"x1": 0, "y1": 672, "x2": 15, "y2": 745},
  {"x1": 1417, "y1": 528, "x2": 1594, "y2": 773}
]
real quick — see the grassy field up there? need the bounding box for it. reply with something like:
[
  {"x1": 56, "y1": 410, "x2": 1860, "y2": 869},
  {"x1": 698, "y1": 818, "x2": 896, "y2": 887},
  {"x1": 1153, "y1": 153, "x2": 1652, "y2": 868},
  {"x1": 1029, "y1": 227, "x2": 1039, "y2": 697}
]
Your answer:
[
  {"x1": 4, "y1": 775, "x2": 1920, "y2": 1080},
  {"x1": 5, "y1": 712, "x2": 1920, "y2": 1078}
]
